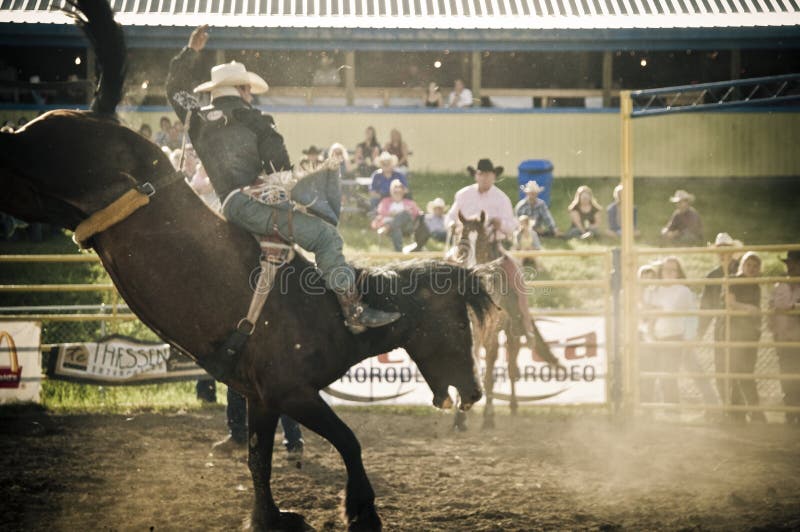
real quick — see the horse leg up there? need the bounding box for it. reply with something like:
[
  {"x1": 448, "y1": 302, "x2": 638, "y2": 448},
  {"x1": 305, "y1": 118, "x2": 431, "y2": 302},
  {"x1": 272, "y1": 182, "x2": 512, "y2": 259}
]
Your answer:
[
  {"x1": 283, "y1": 394, "x2": 381, "y2": 532},
  {"x1": 247, "y1": 400, "x2": 308, "y2": 532},
  {"x1": 507, "y1": 331, "x2": 521, "y2": 415},
  {"x1": 482, "y1": 332, "x2": 499, "y2": 430}
]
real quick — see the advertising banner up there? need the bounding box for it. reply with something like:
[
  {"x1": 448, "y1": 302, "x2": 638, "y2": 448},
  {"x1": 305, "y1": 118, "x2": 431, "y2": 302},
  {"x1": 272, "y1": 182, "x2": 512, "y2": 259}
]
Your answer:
[
  {"x1": 323, "y1": 316, "x2": 606, "y2": 407},
  {"x1": 47, "y1": 335, "x2": 207, "y2": 385},
  {"x1": 0, "y1": 321, "x2": 42, "y2": 403}
]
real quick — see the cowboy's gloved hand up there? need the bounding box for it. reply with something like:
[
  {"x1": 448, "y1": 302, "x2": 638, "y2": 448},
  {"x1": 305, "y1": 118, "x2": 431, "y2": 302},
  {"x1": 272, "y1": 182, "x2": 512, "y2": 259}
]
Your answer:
[{"x1": 189, "y1": 25, "x2": 209, "y2": 52}]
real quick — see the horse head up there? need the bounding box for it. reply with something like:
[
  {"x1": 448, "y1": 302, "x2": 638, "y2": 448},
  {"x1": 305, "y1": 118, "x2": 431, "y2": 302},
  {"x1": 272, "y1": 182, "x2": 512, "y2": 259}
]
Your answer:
[{"x1": 450, "y1": 210, "x2": 496, "y2": 268}]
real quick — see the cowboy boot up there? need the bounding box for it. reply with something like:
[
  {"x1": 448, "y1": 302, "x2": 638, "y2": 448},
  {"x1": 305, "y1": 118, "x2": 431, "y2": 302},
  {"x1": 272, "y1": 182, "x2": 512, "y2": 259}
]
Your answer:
[{"x1": 336, "y1": 288, "x2": 401, "y2": 334}]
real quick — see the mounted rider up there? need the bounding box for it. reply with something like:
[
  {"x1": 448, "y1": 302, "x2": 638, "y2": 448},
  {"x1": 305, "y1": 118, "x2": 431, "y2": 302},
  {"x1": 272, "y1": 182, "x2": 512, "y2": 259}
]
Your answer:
[{"x1": 165, "y1": 25, "x2": 400, "y2": 341}]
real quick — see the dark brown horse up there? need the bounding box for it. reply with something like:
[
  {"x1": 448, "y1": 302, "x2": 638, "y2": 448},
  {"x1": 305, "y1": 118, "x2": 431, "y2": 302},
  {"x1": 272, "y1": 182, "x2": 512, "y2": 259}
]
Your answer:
[
  {"x1": 0, "y1": 2, "x2": 495, "y2": 530},
  {"x1": 449, "y1": 211, "x2": 560, "y2": 430}
]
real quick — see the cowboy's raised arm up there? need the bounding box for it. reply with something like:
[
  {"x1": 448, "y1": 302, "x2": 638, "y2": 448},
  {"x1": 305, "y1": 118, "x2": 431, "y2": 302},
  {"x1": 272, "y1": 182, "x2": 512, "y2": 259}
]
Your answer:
[{"x1": 165, "y1": 25, "x2": 209, "y2": 123}]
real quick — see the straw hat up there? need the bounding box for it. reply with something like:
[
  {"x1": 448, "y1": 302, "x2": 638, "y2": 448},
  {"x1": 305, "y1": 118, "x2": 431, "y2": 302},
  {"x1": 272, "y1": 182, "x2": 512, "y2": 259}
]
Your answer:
[
  {"x1": 193, "y1": 61, "x2": 269, "y2": 94},
  {"x1": 521, "y1": 181, "x2": 544, "y2": 194},
  {"x1": 302, "y1": 145, "x2": 322, "y2": 156},
  {"x1": 669, "y1": 189, "x2": 695, "y2": 203},
  {"x1": 377, "y1": 151, "x2": 399, "y2": 167},
  {"x1": 709, "y1": 232, "x2": 743, "y2": 248},
  {"x1": 426, "y1": 197, "x2": 447, "y2": 213}
]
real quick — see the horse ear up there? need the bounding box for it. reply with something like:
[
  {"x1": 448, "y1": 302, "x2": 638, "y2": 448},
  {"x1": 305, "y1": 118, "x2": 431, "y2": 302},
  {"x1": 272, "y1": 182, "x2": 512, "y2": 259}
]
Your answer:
[
  {"x1": 458, "y1": 211, "x2": 466, "y2": 225},
  {"x1": 479, "y1": 211, "x2": 486, "y2": 224}
]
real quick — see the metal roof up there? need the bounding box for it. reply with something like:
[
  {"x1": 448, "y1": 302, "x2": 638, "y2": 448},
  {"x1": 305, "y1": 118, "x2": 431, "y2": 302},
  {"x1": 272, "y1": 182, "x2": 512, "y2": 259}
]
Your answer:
[{"x1": 1, "y1": 0, "x2": 798, "y2": 29}]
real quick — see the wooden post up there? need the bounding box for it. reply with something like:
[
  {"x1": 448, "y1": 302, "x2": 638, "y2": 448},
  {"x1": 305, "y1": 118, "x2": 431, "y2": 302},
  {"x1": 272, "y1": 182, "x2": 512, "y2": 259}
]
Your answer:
[
  {"x1": 619, "y1": 90, "x2": 636, "y2": 415},
  {"x1": 602, "y1": 51, "x2": 613, "y2": 107},
  {"x1": 345, "y1": 50, "x2": 356, "y2": 106},
  {"x1": 470, "y1": 51, "x2": 481, "y2": 103}
]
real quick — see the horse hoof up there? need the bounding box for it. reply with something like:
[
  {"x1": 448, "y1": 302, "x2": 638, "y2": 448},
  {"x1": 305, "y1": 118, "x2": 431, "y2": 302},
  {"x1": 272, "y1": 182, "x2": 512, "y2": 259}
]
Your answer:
[
  {"x1": 344, "y1": 500, "x2": 382, "y2": 532},
  {"x1": 249, "y1": 511, "x2": 312, "y2": 532}
]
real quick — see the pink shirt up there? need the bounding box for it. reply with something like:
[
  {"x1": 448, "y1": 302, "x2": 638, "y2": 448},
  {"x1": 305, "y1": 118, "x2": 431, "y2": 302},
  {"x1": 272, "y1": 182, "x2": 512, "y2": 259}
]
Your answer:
[
  {"x1": 445, "y1": 184, "x2": 518, "y2": 240},
  {"x1": 372, "y1": 197, "x2": 421, "y2": 229}
]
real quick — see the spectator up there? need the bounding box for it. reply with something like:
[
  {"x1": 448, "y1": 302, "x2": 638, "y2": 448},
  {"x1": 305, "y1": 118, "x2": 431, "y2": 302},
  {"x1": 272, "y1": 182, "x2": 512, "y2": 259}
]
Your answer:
[
  {"x1": 353, "y1": 144, "x2": 376, "y2": 176},
  {"x1": 448, "y1": 78, "x2": 474, "y2": 108},
  {"x1": 445, "y1": 158, "x2": 518, "y2": 243},
  {"x1": 514, "y1": 181, "x2": 559, "y2": 238},
  {"x1": 213, "y1": 388, "x2": 304, "y2": 461},
  {"x1": 328, "y1": 142, "x2": 353, "y2": 178},
  {"x1": 383, "y1": 128, "x2": 410, "y2": 171},
  {"x1": 513, "y1": 215, "x2": 540, "y2": 251},
  {"x1": 138, "y1": 123, "x2": 152, "y2": 140},
  {"x1": 424, "y1": 82, "x2": 443, "y2": 108},
  {"x1": 369, "y1": 152, "x2": 409, "y2": 211},
  {"x1": 189, "y1": 164, "x2": 220, "y2": 211},
  {"x1": 312, "y1": 53, "x2": 341, "y2": 86},
  {"x1": 299, "y1": 145, "x2": 323, "y2": 174},
  {"x1": 661, "y1": 189, "x2": 703, "y2": 245},
  {"x1": 725, "y1": 251, "x2": 765, "y2": 423},
  {"x1": 769, "y1": 250, "x2": 800, "y2": 424},
  {"x1": 565, "y1": 185, "x2": 603, "y2": 240},
  {"x1": 638, "y1": 263, "x2": 660, "y2": 403},
  {"x1": 605, "y1": 183, "x2": 639, "y2": 239},
  {"x1": 649, "y1": 256, "x2": 695, "y2": 404},
  {"x1": 372, "y1": 179, "x2": 424, "y2": 252},
  {"x1": 699, "y1": 232, "x2": 743, "y2": 401},
  {"x1": 166, "y1": 120, "x2": 184, "y2": 150},
  {"x1": 356, "y1": 126, "x2": 381, "y2": 158},
  {"x1": 423, "y1": 198, "x2": 448, "y2": 243},
  {"x1": 154, "y1": 115, "x2": 172, "y2": 147}
]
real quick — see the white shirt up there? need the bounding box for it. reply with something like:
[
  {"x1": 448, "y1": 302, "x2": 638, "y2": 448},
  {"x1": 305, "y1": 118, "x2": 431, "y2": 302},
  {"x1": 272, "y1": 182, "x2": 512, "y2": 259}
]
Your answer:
[
  {"x1": 652, "y1": 284, "x2": 696, "y2": 339},
  {"x1": 445, "y1": 184, "x2": 518, "y2": 240},
  {"x1": 448, "y1": 88, "x2": 474, "y2": 108}
]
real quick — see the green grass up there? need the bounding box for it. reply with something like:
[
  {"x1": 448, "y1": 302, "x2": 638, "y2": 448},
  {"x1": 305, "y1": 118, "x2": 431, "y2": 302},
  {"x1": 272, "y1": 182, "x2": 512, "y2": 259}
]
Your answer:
[{"x1": 1, "y1": 174, "x2": 798, "y2": 414}]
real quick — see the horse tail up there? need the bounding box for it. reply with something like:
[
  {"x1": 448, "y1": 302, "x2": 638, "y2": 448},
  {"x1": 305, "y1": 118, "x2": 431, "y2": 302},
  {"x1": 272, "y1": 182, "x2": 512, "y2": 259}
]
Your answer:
[{"x1": 67, "y1": 0, "x2": 127, "y2": 114}]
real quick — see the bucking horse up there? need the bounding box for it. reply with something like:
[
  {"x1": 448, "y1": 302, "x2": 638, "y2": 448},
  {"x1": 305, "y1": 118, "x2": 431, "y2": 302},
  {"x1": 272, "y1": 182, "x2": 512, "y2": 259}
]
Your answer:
[{"x1": 0, "y1": 2, "x2": 496, "y2": 530}]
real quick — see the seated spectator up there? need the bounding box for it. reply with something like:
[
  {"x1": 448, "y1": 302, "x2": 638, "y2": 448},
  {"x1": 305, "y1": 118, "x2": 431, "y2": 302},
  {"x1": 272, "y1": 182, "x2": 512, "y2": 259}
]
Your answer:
[
  {"x1": 565, "y1": 185, "x2": 603, "y2": 240},
  {"x1": 605, "y1": 184, "x2": 639, "y2": 239},
  {"x1": 515, "y1": 181, "x2": 559, "y2": 238},
  {"x1": 189, "y1": 164, "x2": 220, "y2": 211},
  {"x1": 328, "y1": 142, "x2": 353, "y2": 178},
  {"x1": 138, "y1": 123, "x2": 152, "y2": 140},
  {"x1": 166, "y1": 120, "x2": 184, "y2": 150},
  {"x1": 356, "y1": 126, "x2": 381, "y2": 159},
  {"x1": 448, "y1": 78, "x2": 474, "y2": 108},
  {"x1": 768, "y1": 250, "x2": 800, "y2": 424},
  {"x1": 312, "y1": 53, "x2": 341, "y2": 86},
  {"x1": 423, "y1": 198, "x2": 448, "y2": 243},
  {"x1": 153, "y1": 116, "x2": 172, "y2": 147},
  {"x1": 353, "y1": 145, "x2": 376, "y2": 176},
  {"x1": 725, "y1": 251, "x2": 765, "y2": 423},
  {"x1": 513, "y1": 215, "x2": 541, "y2": 251},
  {"x1": 298, "y1": 145, "x2": 323, "y2": 175},
  {"x1": 424, "y1": 82, "x2": 443, "y2": 108},
  {"x1": 369, "y1": 152, "x2": 409, "y2": 211},
  {"x1": 638, "y1": 263, "x2": 659, "y2": 403},
  {"x1": 371, "y1": 180, "x2": 422, "y2": 252},
  {"x1": 384, "y1": 128, "x2": 410, "y2": 172},
  {"x1": 661, "y1": 189, "x2": 703, "y2": 245}
]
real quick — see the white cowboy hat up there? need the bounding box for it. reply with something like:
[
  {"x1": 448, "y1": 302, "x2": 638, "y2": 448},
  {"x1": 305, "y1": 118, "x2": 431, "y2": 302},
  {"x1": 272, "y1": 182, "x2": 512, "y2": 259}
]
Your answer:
[
  {"x1": 426, "y1": 197, "x2": 447, "y2": 213},
  {"x1": 377, "y1": 151, "x2": 398, "y2": 167},
  {"x1": 710, "y1": 232, "x2": 743, "y2": 248},
  {"x1": 193, "y1": 61, "x2": 269, "y2": 94},
  {"x1": 669, "y1": 189, "x2": 695, "y2": 203},
  {"x1": 521, "y1": 181, "x2": 544, "y2": 194}
]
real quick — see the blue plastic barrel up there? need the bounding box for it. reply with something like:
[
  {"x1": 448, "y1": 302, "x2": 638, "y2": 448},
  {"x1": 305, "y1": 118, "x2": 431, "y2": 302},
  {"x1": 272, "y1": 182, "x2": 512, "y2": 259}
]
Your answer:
[{"x1": 517, "y1": 160, "x2": 554, "y2": 205}]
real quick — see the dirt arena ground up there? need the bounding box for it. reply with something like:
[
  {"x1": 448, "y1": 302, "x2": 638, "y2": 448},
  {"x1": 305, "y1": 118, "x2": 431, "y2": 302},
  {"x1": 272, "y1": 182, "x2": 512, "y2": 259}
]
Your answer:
[{"x1": 2, "y1": 407, "x2": 800, "y2": 531}]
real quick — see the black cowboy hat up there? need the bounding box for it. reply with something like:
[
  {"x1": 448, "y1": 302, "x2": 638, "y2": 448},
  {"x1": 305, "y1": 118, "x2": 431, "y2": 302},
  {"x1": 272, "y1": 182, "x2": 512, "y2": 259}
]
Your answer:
[
  {"x1": 780, "y1": 250, "x2": 800, "y2": 263},
  {"x1": 467, "y1": 158, "x2": 503, "y2": 178},
  {"x1": 302, "y1": 145, "x2": 322, "y2": 155}
]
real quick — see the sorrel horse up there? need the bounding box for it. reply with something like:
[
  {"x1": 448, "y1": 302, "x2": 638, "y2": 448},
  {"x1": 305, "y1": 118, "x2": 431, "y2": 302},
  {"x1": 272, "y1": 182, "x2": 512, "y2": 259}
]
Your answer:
[
  {"x1": 0, "y1": 2, "x2": 495, "y2": 530},
  {"x1": 449, "y1": 211, "x2": 560, "y2": 429}
]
